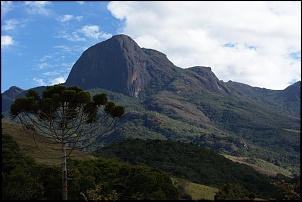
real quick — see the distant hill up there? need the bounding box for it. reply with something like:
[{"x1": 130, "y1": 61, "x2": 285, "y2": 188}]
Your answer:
[
  {"x1": 2, "y1": 34, "x2": 300, "y2": 177},
  {"x1": 226, "y1": 80, "x2": 301, "y2": 117},
  {"x1": 2, "y1": 86, "x2": 25, "y2": 113}
]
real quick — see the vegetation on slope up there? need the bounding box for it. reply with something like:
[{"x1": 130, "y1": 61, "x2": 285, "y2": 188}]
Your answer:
[
  {"x1": 171, "y1": 177, "x2": 219, "y2": 200},
  {"x1": 2, "y1": 129, "x2": 179, "y2": 200},
  {"x1": 94, "y1": 138, "x2": 291, "y2": 199},
  {"x1": 2, "y1": 82, "x2": 300, "y2": 177},
  {"x1": 2, "y1": 120, "x2": 299, "y2": 200},
  {"x1": 86, "y1": 87, "x2": 300, "y2": 177},
  {"x1": 1, "y1": 120, "x2": 96, "y2": 165}
]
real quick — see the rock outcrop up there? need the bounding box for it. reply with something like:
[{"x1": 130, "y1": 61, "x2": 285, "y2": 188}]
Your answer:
[
  {"x1": 64, "y1": 34, "x2": 229, "y2": 97},
  {"x1": 65, "y1": 34, "x2": 179, "y2": 97}
]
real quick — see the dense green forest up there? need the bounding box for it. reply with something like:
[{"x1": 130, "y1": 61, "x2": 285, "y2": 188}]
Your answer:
[
  {"x1": 94, "y1": 138, "x2": 294, "y2": 199},
  {"x1": 2, "y1": 133, "x2": 179, "y2": 200}
]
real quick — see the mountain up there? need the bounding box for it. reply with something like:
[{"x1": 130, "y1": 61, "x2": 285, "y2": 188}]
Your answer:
[
  {"x1": 278, "y1": 81, "x2": 301, "y2": 102},
  {"x1": 1, "y1": 86, "x2": 25, "y2": 113},
  {"x1": 65, "y1": 34, "x2": 172, "y2": 97},
  {"x1": 225, "y1": 80, "x2": 301, "y2": 116},
  {"x1": 2, "y1": 86, "x2": 46, "y2": 113},
  {"x1": 2, "y1": 34, "x2": 300, "y2": 177},
  {"x1": 64, "y1": 34, "x2": 229, "y2": 97}
]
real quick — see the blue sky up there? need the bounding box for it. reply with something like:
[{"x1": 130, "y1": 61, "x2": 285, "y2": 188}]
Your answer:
[{"x1": 1, "y1": 1, "x2": 301, "y2": 93}]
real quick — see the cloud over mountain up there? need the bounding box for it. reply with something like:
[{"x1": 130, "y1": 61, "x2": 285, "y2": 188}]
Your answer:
[{"x1": 108, "y1": 1, "x2": 301, "y2": 90}]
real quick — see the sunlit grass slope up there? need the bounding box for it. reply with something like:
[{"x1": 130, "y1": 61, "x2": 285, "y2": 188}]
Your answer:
[{"x1": 1, "y1": 120, "x2": 96, "y2": 166}]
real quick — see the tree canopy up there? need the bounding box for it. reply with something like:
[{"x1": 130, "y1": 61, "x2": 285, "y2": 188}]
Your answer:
[
  {"x1": 10, "y1": 84, "x2": 125, "y2": 151},
  {"x1": 9, "y1": 84, "x2": 125, "y2": 200}
]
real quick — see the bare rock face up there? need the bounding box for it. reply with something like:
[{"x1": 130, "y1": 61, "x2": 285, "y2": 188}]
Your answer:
[
  {"x1": 65, "y1": 34, "x2": 178, "y2": 97},
  {"x1": 65, "y1": 34, "x2": 228, "y2": 97}
]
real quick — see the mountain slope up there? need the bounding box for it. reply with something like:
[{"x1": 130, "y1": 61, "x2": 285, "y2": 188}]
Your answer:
[
  {"x1": 94, "y1": 138, "x2": 286, "y2": 199},
  {"x1": 225, "y1": 80, "x2": 301, "y2": 117},
  {"x1": 1, "y1": 120, "x2": 96, "y2": 165},
  {"x1": 1, "y1": 86, "x2": 25, "y2": 113}
]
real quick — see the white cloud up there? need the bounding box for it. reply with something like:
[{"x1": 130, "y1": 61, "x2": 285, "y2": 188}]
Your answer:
[
  {"x1": 76, "y1": 1, "x2": 85, "y2": 5},
  {"x1": 2, "y1": 18, "x2": 32, "y2": 33},
  {"x1": 1, "y1": 35, "x2": 15, "y2": 48},
  {"x1": 56, "y1": 25, "x2": 112, "y2": 42},
  {"x1": 2, "y1": 19, "x2": 20, "y2": 31},
  {"x1": 75, "y1": 16, "x2": 83, "y2": 21},
  {"x1": 34, "y1": 62, "x2": 52, "y2": 70},
  {"x1": 33, "y1": 78, "x2": 46, "y2": 86},
  {"x1": 80, "y1": 25, "x2": 100, "y2": 39},
  {"x1": 108, "y1": 1, "x2": 301, "y2": 90},
  {"x1": 55, "y1": 30, "x2": 86, "y2": 42},
  {"x1": 57, "y1": 14, "x2": 73, "y2": 22},
  {"x1": 80, "y1": 25, "x2": 112, "y2": 40},
  {"x1": 53, "y1": 45, "x2": 87, "y2": 56},
  {"x1": 24, "y1": 1, "x2": 51, "y2": 15},
  {"x1": 39, "y1": 54, "x2": 54, "y2": 62},
  {"x1": 33, "y1": 73, "x2": 68, "y2": 87},
  {"x1": 49, "y1": 77, "x2": 66, "y2": 85},
  {"x1": 53, "y1": 45, "x2": 72, "y2": 52},
  {"x1": 1, "y1": 1, "x2": 14, "y2": 17},
  {"x1": 57, "y1": 14, "x2": 83, "y2": 22},
  {"x1": 42, "y1": 71, "x2": 60, "y2": 76}
]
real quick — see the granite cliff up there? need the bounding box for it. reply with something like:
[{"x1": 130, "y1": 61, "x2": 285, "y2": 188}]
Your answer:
[{"x1": 65, "y1": 34, "x2": 229, "y2": 97}]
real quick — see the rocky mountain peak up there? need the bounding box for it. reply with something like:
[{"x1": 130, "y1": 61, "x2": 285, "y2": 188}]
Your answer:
[
  {"x1": 2, "y1": 86, "x2": 24, "y2": 99},
  {"x1": 64, "y1": 34, "x2": 231, "y2": 97},
  {"x1": 64, "y1": 34, "x2": 178, "y2": 97},
  {"x1": 1, "y1": 86, "x2": 25, "y2": 112}
]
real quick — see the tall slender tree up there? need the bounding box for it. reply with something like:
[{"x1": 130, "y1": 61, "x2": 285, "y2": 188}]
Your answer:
[{"x1": 10, "y1": 84, "x2": 125, "y2": 200}]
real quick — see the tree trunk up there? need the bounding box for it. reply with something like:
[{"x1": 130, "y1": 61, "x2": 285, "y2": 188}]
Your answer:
[{"x1": 62, "y1": 142, "x2": 68, "y2": 200}]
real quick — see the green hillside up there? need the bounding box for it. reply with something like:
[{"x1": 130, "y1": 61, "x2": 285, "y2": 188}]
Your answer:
[
  {"x1": 86, "y1": 87, "x2": 300, "y2": 177},
  {"x1": 94, "y1": 138, "x2": 290, "y2": 199},
  {"x1": 2, "y1": 82, "x2": 300, "y2": 177},
  {"x1": 2, "y1": 121, "x2": 179, "y2": 200}
]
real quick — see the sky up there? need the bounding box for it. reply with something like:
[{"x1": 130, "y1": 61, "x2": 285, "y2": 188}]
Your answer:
[{"x1": 1, "y1": 1, "x2": 301, "y2": 93}]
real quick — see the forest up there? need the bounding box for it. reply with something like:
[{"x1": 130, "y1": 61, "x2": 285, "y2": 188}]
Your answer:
[
  {"x1": 3, "y1": 130, "x2": 300, "y2": 200},
  {"x1": 2, "y1": 133, "x2": 179, "y2": 200}
]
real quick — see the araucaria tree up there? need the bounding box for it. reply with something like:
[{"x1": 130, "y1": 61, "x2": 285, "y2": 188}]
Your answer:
[{"x1": 10, "y1": 85, "x2": 125, "y2": 200}]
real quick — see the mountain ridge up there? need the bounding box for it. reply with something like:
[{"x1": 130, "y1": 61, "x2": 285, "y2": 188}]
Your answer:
[{"x1": 64, "y1": 34, "x2": 230, "y2": 97}]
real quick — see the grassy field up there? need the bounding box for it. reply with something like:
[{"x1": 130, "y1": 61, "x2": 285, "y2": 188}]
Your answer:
[
  {"x1": 223, "y1": 154, "x2": 293, "y2": 178},
  {"x1": 171, "y1": 177, "x2": 218, "y2": 200},
  {"x1": 171, "y1": 177, "x2": 267, "y2": 201},
  {"x1": 1, "y1": 120, "x2": 96, "y2": 166}
]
